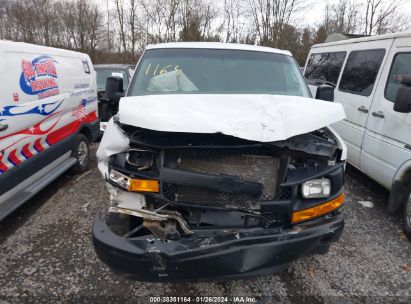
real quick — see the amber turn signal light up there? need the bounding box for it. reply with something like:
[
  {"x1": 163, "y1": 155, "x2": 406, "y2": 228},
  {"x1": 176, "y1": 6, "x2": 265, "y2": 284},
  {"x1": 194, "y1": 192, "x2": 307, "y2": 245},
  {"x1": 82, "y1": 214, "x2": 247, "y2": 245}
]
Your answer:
[
  {"x1": 129, "y1": 179, "x2": 160, "y2": 193},
  {"x1": 291, "y1": 193, "x2": 345, "y2": 223}
]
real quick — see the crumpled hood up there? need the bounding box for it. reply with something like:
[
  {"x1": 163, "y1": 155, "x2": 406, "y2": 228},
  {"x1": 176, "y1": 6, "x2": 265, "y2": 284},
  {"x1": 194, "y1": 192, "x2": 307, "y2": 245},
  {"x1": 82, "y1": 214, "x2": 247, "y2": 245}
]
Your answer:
[{"x1": 118, "y1": 94, "x2": 346, "y2": 142}]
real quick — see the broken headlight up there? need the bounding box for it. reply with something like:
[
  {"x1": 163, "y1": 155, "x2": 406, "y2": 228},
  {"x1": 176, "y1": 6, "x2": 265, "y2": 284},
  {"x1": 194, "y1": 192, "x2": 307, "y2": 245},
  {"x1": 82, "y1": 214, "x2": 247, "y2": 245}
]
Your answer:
[
  {"x1": 126, "y1": 149, "x2": 154, "y2": 170},
  {"x1": 109, "y1": 169, "x2": 130, "y2": 189},
  {"x1": 301, "y1": 178, "x2": 331, "y2": 198},
  {"x1": 109, "y1": 169, "x2": 159, "y2": 193}
]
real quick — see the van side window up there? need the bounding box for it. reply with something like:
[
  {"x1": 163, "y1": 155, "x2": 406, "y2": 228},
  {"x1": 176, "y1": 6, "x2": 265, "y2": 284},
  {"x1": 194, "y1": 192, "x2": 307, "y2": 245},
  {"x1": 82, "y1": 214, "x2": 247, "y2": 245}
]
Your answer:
[
  {"x1": 304, "y1": 52, "x2": 346, "y2": 86},
  {"x1": 385, "y1": 53, "x2": 411, "y2": 102},
  {"x1": 339, "y1": 49, "x2": 385, "y2": 96}
]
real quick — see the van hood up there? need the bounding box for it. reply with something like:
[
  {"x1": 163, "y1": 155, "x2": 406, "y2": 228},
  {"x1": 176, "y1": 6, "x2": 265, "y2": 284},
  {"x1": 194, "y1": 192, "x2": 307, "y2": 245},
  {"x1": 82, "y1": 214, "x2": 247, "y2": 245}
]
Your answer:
[{"x1": 118, "y1": 94, "x2": 346, "y2": 142}]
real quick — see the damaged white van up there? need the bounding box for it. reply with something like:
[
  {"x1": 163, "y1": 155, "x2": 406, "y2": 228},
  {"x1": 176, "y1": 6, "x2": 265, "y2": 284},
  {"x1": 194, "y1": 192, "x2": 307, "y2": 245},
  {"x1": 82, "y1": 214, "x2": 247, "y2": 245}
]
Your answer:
[{"x1": 93, "y1": 42, "x2": 347, "y2": 281}]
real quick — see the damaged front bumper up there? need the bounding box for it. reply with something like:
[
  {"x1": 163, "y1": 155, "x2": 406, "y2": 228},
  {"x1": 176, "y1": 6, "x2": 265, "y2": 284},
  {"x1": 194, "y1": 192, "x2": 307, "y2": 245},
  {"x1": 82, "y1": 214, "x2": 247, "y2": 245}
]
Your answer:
[
  {"x1": 93, "y1": 210, "x2": 344, "y2": 282},
  {"x1": 94, "y1": 122, "x2": 347, "y2": 281}
]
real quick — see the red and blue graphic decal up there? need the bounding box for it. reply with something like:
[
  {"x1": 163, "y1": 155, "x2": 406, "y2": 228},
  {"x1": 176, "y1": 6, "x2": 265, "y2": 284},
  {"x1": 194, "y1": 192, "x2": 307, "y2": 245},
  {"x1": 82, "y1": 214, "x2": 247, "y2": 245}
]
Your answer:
[
  {"x1": 0, "y1": 100, "x2": 63, "y2": 118},
  {"x1": 0, "y1": 108, "x2": 97, "y2": 174},
  {"x1": 19, "y1": 56, "x2": 59, "y2": 99}
]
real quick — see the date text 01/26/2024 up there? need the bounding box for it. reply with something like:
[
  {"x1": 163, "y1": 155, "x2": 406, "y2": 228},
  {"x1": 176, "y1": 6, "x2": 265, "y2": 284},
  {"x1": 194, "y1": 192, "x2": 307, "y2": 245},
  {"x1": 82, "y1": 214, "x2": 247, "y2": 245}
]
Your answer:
[{"x1": 149, "y1": 296, "x2": 257, "y2": 303}]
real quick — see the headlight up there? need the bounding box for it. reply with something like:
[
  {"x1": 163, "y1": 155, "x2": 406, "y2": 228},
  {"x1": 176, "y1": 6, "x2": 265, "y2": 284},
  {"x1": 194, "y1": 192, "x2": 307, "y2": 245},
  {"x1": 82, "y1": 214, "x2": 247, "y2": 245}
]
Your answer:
[
  {"x1": 109, "y1": 169, "x2": 130, "y2": 189},
  {"x1": 126, "y1": 149, "x2": 154, "y2": 170},
  {"x1": 109, "y1": 169, "x2": 159, "y2": 193},
  {"x1": 301, "y1": 178, "x2": 331, "y2": 198}
]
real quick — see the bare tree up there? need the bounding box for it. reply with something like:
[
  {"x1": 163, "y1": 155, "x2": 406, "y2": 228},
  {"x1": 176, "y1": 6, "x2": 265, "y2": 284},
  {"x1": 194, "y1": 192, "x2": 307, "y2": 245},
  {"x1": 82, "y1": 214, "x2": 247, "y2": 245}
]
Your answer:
[
  {"x1": 333, "y1": 0, "x2": 359, "y2": 34},
  {"x1": 179, "y1": 0, "x2": 203, "y2": 41},
  {"x1": 1, "y1": 0, "x2": 410, "y2": 65},
  {"x1": 363, "y1": 0, "x2": 409, "y2": 35},
  {"x1": 164, "y1": 0, "x2": 180, "y2": 41},
  {"x1": 128, "y1": 0, "x2": 138, "y2": 56},
  {"x1": 247, "y1": 0, "x2": 309, "y2": 48},
  {"x1": 114, "y1": 0, "x2": 128, "y2": 53},
  {"x1": 139, "y1": 0, "x2": 168, "y2": 43},
  {"x1": 320, "y1": 0, "x2": 360, "y2": 35},
  {"x1": 0, "y1": 0, "x2": 9, "y2": 39},
  {"x1": 223, "y1": 0, "x2": 245, "y2": 43},
  {"x1": 178, "y1": 0, "x2": 219, "y2": 41}
]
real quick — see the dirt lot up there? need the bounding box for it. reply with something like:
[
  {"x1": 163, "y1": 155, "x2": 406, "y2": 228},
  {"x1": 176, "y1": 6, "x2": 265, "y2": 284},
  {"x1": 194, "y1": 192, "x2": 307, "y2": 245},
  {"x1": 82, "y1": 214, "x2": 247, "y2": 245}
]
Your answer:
[{"x1": 0, "y1": 143, "x2": 410, "y2": 303}]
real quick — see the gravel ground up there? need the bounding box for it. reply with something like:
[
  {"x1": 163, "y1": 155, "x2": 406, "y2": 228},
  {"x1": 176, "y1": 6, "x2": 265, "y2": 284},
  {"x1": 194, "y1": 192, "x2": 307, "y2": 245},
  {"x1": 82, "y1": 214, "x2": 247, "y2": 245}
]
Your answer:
[{"x1": 0, "y1": 143, "x2": 410, "y2": 303}]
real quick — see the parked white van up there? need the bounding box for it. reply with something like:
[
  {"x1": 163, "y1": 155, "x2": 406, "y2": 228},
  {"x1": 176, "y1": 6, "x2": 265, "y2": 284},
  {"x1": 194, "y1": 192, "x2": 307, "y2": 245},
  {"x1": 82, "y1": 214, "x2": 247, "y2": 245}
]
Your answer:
[
  {"x1": 0, "y1": 41, "x2": 100, "y2": 220},
  {"x1": 304, "y1": 31, "x2": 411, "y2": 238}
]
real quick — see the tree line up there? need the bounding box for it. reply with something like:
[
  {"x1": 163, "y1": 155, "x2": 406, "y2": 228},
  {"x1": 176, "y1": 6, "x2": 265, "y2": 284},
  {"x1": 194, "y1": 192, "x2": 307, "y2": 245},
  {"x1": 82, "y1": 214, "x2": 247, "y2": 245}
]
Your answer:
[{"x1": 0, "y1": 0, "x2": 409, "y2": 65}]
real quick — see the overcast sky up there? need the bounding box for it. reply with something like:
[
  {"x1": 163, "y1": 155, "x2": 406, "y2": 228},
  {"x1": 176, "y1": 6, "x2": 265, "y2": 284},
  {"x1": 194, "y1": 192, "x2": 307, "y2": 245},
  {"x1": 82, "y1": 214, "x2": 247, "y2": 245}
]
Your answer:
[
  {"x1": 301, "y1": 0, "x2": 411, "y2": 26},
  {"x1": 100, "y1": 0, "x2": 411, "y2": 28}
]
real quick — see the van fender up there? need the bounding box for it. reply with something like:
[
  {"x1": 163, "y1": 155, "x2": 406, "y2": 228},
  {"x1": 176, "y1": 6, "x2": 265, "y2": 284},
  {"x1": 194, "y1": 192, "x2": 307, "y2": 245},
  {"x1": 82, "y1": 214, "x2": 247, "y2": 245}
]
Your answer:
[
  {"x1": 388, "y1": 160, "x2": 411, "y2": 214},
  {"x1": 77, "y1": 119, "x2": 100, "y2": 144}
]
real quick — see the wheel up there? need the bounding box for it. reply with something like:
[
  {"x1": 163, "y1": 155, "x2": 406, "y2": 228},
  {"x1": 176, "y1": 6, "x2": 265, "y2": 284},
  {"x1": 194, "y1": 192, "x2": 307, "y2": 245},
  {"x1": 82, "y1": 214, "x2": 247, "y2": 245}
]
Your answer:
[
  {"x1": 70, "y1": 134, "x2": 90, "y2": 174},
  {"x1": 403, "y1": 193, "x2": 411, "y2": 241}
]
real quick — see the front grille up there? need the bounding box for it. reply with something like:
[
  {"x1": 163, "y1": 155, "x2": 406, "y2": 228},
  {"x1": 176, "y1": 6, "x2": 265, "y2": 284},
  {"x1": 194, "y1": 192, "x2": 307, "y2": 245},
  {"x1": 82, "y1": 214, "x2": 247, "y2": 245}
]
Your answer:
[
  {"x1": 163, "y1": 148, "x2": 279, "y2": 208},
  {"x1": 278, "y1": 186, "x2": 292, "y2": 200},
  {"x1": 163, "y1": 183, "x2": 258, "y2": 209}
]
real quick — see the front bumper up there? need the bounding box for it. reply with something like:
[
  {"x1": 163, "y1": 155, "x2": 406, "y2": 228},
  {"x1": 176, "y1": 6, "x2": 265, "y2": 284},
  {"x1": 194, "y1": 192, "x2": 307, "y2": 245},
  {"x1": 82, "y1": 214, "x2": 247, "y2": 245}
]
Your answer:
[{"x1": 92, "y1": 211, "x2": 344, "y2": 282}]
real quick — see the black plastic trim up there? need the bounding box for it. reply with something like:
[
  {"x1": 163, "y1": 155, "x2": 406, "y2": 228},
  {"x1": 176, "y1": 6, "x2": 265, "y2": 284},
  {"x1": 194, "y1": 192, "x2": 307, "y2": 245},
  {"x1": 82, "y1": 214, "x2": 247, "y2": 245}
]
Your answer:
[{"x1": 92, "y1": 211, "x2": 344, "y2": 282}]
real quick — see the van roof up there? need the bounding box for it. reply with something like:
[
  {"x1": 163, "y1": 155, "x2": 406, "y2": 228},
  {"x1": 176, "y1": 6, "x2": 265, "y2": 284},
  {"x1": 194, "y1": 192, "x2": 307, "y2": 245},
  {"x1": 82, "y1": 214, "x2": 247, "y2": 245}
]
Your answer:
[
  {"x1": 311, "y1": 31, "x2": 411, "y2": 49},
  {"x1": 0, "y1": 40, "x2": 90, "y2": 59},
  {"x1": 146, "y1": 42, "x2": 292, "y2": 56}
]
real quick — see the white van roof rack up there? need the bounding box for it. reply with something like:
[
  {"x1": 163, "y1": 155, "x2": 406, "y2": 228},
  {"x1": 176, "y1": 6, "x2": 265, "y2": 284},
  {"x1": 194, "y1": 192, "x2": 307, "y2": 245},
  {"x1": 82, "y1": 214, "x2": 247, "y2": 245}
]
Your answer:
[
  {"x1": 324, "y1": 33, "x2": 368, "y2": 43},
  {"x1": 313, "y1": 31, "x2": 411, "y2": 48}
]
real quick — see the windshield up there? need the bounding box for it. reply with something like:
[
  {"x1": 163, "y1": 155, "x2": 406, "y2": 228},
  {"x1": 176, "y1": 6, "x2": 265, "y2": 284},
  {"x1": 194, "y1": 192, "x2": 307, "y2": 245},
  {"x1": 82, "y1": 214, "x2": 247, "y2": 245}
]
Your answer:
[
  {"x1": 95, "y1": 68, "x2": 129, "y2": 92},
  {"x1": 128, "y1": 48, "x2": 310, "y2": 97}
]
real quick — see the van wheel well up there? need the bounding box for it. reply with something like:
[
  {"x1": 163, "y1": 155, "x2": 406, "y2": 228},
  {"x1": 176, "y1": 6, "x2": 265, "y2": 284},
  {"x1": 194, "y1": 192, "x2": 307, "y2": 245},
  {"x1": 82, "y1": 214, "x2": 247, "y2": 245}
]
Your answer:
[
  {"x1": 388, "y1": 168, "x2": 411, "y2": 214},
  {"x1": 79, "y1": 126, "x2": 92, "y2": 143}
]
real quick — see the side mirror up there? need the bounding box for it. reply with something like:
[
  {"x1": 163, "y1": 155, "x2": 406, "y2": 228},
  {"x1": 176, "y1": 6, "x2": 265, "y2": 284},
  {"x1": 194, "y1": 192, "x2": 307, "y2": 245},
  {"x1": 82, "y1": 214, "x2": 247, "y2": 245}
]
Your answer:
[
  {"x1": 393, "y1": 76, "x2": 411, "y2": 113},
  {"x1": 315, "y1": 84, "x2": 334, "y2": 102},
  {"x1": 105, "y1": 76, "x2": 124, "y2": 104}
]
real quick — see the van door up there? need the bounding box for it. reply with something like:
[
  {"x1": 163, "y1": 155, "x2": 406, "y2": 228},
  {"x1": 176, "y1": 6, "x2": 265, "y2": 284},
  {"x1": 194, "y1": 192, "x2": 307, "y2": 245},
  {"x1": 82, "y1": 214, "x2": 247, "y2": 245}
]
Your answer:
[
  {"x1": 0, "y1": 108, "x2": 16, "y2": 176},
  {"x1": 0, "y1": 47, "x2": 19, "y2": 193},
  {"x1": 362, "y1": 38, "x2": 411, "y2": 189},
  {"x1": 331, "y1": 41, "x2": 391, "y2": 167}
]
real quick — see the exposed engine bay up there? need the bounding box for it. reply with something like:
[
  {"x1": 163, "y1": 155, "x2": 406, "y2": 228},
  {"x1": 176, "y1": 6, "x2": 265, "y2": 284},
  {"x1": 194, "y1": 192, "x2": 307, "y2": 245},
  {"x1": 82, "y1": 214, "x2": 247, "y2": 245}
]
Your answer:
[
  {"x1": 93, "y1": 84, "x2": 347, "y2": 281},
  {"x1": 103, "y1": 122, "x2": 342, "y2": 238}
]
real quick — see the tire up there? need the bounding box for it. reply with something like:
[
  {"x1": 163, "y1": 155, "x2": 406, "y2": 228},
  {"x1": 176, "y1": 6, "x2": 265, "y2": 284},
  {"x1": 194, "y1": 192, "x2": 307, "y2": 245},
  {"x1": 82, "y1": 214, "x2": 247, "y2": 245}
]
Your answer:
[
  {"x1": 403, "y1": 192, "x2": 411, "y2": 241},
  {"x1": 70, "y1": 134, "x2": 90, "y2": 174}
]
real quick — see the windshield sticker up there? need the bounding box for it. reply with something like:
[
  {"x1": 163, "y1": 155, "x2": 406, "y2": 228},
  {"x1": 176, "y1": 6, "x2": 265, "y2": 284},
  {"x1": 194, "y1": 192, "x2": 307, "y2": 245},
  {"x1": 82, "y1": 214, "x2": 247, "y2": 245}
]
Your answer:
[
  {"x1": 145, "y1": 64, "x2": 182, "y2": 77},
  {"x1": 147, "y1": 70, "x2": 198, "y2": 92},
  {"x1": 19, "y1": 56, "x2": 60, "y2": 100}
]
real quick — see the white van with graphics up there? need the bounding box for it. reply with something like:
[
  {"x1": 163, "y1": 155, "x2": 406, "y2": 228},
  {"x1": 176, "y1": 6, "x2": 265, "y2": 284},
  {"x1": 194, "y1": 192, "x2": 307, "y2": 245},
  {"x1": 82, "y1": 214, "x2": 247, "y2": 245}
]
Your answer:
[
  {"x1": 304, "y1": 31, "x2": 411, "y2": 239},
  {"x1": 0, "y1": 41, "x2": 100, "y2": 220}
]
